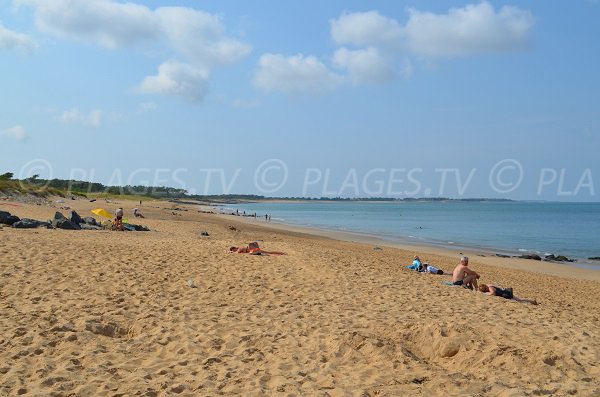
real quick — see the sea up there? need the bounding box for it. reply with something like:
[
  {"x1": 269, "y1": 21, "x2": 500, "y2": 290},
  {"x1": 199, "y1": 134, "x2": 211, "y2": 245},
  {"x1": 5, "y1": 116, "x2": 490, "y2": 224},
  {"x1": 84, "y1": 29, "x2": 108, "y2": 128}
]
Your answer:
[{"x1": 222, "y1": 201, "x2": 600, "y2": 268}]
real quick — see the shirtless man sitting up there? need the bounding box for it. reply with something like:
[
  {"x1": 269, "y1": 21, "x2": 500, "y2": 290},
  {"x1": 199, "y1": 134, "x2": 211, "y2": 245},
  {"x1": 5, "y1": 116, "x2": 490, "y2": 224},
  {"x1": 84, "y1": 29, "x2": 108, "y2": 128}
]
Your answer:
[{"x1": 452, "y1": 256, "x2": 480, "y2": 290}]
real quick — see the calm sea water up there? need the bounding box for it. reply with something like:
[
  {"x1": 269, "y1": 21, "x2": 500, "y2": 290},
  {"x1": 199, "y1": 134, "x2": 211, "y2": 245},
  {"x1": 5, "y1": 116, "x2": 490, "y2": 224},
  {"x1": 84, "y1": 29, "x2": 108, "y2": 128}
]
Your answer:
[{"x1": 224, "y1": 201, "x2": 600, "y2": 263}]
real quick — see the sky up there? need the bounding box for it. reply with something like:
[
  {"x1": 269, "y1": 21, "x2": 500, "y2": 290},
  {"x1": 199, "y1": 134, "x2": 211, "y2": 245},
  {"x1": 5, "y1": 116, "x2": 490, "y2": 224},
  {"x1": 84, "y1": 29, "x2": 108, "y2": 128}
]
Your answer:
[{"x1": 1, "y1": 0, "x2": 599, "y2": 201}]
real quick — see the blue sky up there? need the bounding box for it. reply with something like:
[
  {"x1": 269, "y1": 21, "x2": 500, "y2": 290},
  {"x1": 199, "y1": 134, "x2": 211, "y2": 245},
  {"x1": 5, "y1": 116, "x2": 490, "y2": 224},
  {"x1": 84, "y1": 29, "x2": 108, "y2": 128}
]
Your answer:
[{"x1": 1, "y1": 1, "x2": 599, "y2": 200}]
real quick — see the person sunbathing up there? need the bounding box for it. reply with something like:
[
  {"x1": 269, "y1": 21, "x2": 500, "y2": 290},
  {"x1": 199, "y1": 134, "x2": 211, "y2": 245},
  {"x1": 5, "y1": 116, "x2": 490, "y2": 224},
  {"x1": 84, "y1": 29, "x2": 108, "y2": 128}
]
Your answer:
[
  {"x1": 407, "y1": 256, "x2": 444, "y2": 274},
  {"x1": 421, "y1": 263, "x2": 444, "y2": 274},
  {"x1": 229, "y1": 242, "x2": 285, "y2": 255},
  {"x1": 452, "y1": 256, "x2": 479, "y2": 290},
  {"x1": 407, "y1": 255, "x2": 422, "y2": 270},
  {"x1": 478, "y1": 284, "x2": 538, "y2": 305}
]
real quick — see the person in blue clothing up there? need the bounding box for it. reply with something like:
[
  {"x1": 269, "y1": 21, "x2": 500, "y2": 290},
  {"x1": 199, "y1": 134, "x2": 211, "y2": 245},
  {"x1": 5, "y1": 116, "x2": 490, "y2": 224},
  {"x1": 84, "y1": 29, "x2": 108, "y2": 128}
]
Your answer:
[{"x1": 408, "y1": 255, "x2": 422, "y2": 270}]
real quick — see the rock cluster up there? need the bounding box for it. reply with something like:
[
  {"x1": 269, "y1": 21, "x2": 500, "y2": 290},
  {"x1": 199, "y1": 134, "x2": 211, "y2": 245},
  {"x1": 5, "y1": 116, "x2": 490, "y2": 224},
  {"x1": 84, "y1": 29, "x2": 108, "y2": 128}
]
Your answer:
[{"x1": 1, "y1": 209, "x2": 149, "y2": 231}]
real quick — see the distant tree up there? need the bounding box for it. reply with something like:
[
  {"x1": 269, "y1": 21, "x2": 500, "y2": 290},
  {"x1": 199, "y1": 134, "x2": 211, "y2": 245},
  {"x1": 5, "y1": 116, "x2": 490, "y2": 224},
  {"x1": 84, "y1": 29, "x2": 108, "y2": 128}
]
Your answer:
[
  {"x1": 27, "y1": 174, "x2": 40, "y2": 183},
  {"x1": 0, "y1": 172, "x2": 14, "y2": 180}
]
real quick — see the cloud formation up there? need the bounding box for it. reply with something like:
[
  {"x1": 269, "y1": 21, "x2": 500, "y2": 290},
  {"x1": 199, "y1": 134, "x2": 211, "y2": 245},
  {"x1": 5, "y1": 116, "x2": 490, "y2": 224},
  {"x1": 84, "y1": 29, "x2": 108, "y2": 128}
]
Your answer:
[
  {"x1": 256, "y1": 2, "x2": 533, "y2": 95},
  {"x1": 253, "y1": 53, "x2": 342, "y2": 95},
  {"x1": 0, "y1": 125, "x2": 27, "y2": 141},
  {"x1": 57, "y1": 108, "x2": 103, "y2": 128},
  {"x1": 0, "y1": 22, "x2": 36, "y2": 50},
  {"x1": 404, "y1": 2, "x2": 533, "y2": 57},
  {"x1": 138, "y1": 61, "x2": 209, "y2": 103},
  {"x1": 331, "y1": 10, "x2": 403, "y2": 49},
  {"x1": 332, "y1": 47, "x2": 395, "y2": 84},
  {"x1": 16, "y1": 0, "x2": 251, "y2": 101}
]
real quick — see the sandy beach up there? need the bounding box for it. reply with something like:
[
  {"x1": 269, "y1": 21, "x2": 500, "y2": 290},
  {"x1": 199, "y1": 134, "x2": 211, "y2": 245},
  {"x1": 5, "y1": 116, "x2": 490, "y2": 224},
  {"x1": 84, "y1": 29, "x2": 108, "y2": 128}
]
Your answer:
[{"x1": 1, "y1": 198, "x2": 599, "y2": 396}]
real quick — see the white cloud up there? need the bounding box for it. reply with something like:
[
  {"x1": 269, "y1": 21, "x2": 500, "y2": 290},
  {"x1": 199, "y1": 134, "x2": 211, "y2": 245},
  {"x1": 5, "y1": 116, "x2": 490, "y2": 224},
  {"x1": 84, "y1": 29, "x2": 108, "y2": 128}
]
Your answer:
[
  {"x1": 15, "y1": 0, "x2": 251, "y2": 102},
  {"x1": 137, "y1": 61, "x2": 209, "y2": 103},
  {"x1": 1, "y1": 125, "x2": 27, "y2": 141},
  {"x1": 57, "y1": 108, "x2": 103, "y2": 128},
  {"x1": 404, "y1": 2, "x2": 533, "y2": 57},
  {"x1": 15, "y1": 0, "x2": 159, "y2": 48},
  {"x1": 253, "y1": 53, "x2": 342, "y2": 95},
  {"x1": 330, "y1": 11, "x2": 403, "y2": 48},
  {"x1": 16, "y1": 0, "x2": 251, "y2": 63},
  {"x1": 333, "y1": 47, "x2": 395, "y2": 84},
  {"x1": 155, "y1": 7, "x2": 251, "y2": 67},
  {"x1": 0, "y1": 22, "x2": 36, "y2": 50},
  {"x1": 278, "y1": 2, "x2": 530, "y2": 94}
]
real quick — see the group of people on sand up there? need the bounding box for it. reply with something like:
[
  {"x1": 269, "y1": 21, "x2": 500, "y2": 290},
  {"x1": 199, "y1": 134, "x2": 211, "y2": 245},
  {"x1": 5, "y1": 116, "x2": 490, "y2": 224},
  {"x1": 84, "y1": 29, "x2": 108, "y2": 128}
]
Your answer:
[
  {"x1": 112, "y1": 207, "x2": 145, "y2": 231},
  {"x1": 408, "y1": 256, "x2": 444, "y2": 274},
  {"x1": 410, "y1": 255, "x2": 538, "y2": 305}
]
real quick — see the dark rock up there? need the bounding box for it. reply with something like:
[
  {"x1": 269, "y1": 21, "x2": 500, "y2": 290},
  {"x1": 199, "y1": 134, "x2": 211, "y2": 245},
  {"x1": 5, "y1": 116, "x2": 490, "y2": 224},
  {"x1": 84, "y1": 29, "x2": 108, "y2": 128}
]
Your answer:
[
  {"x1": 4, "y1": 215, "x2": 20, "y2": 226},
  {"x1": 200, "y1": 231, "x2": 209, "y2": 236},
  {"x1": 80, "y1": 224, "x2": 102, "y2": 231},
  {"x1": 69, "y1": 210, "x2": 84, "y2": 225},
  {"x1": 495, "y1": 253, "x2": 511, "y2": 258},
  {"x1": 0, "y1": 211, "x2": 11, "y2": 224},
  {"x1": 51, "y1": 211, "x2": 81, "y2": 230},
  {"x1": 589, "y1": 257, "x2": 600, "y2": 261},
  {"x1": 555, "y1": 255, "x2": 574, "y2": 262},
  {"x1": 82, "y1": 216, "x2": 99, "y2": 226},
  {"x1": 1, "y1": 211, "x2": 20, "y2": 225},
  {"x1": 123, "y1": 223, "x2": 150, "y2": 232},
  {"x1": 519, "y1": 254, "x2": 542, "y2": 261},
  {"x1": 12, "y1": 218, "x2": 52, "y2": 229},
  {"x1": 131, "y1": 224, "x2": 150, "y2": 232},
  {"x1": 544, "y1": 254, "x2": 575, "y2": 262}
]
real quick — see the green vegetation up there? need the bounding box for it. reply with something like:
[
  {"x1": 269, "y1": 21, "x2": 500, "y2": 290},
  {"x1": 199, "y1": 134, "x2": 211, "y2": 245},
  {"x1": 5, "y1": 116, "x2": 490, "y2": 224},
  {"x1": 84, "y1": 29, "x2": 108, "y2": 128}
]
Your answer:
[
  {"x1": 0, "y1": 178, "x2": 66, "y2": 197},
  {"x1": 1, "y1": 170, "x2": 514, "y2": 203}
]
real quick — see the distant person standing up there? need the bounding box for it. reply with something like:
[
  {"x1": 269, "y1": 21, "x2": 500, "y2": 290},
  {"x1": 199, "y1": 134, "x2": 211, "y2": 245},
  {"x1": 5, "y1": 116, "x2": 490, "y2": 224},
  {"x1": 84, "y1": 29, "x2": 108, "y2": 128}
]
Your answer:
[{"x1": 114, "y1": 207, "x2": 124, "y2": 231}]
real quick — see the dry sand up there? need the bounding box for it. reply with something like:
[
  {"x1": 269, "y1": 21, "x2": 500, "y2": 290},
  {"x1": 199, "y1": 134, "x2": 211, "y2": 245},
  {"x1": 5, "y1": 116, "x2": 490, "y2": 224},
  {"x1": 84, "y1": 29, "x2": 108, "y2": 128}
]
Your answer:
[{"x1": 1, "y1": 198, "x2": 599, "y2": 396}]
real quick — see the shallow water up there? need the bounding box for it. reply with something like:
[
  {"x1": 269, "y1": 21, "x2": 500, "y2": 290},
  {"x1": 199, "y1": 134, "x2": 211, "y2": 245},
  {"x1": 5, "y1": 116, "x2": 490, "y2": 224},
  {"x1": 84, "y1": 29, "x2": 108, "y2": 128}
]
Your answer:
[{"x1": 226, "y1": 201, "x2": 600, "y2": 264}]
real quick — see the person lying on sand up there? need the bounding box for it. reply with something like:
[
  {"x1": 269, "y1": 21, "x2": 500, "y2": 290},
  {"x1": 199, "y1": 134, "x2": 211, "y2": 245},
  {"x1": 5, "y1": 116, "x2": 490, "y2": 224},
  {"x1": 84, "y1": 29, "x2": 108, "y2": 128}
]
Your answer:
[
  {"x1": 229, "y1": 242, "x2": 286, "y2": 255},
  {"x1": 452, "y1": 256, "x2": 479, "y2": 290},
  {"x1": 407, "y1": 255, "x2": 444, "y2": 274},
  {"x1": 478, "y1": 284, "x2": 538, "y2": 305},
  {"x1": 421, "y1": 263, "x2": 444, "y2": 275},
  {"x1": 407, "y1": 255, "x2": 421, "y2": 270}
]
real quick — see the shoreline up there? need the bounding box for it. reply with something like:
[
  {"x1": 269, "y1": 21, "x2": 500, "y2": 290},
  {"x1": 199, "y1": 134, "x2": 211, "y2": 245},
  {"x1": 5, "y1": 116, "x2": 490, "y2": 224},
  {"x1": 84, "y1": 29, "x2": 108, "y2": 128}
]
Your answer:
[
  {"x1": 213, "y1": 201, "x2": 600, "y2": 270},
  {"x1": 209, "y1": 205, "x2": 600, "y2": 282}
]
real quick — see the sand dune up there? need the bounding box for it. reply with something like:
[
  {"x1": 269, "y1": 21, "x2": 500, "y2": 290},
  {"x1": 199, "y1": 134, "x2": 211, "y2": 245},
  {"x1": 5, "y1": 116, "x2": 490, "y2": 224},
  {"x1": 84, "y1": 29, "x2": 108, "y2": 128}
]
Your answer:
[{"x1": 1, "y1": 198, "x2": 599, "y2": 396}]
